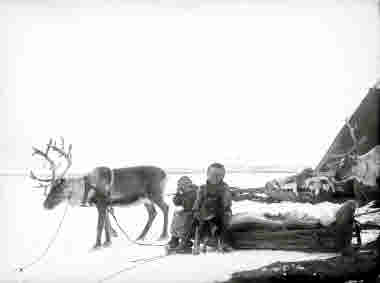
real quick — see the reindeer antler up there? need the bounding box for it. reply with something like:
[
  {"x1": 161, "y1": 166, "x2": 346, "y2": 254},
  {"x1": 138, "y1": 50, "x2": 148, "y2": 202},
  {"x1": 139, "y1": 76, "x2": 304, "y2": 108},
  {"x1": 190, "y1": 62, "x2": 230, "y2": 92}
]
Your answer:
[
  {"x1": 30, "y1": 139, "x2": 56, "y2": 183},
  {"x1": 30, "y1": 137, "x2": 73, "y2": 187},
  {"x1": 50, "y1": 137, "x2": 72, "y2": 179}
]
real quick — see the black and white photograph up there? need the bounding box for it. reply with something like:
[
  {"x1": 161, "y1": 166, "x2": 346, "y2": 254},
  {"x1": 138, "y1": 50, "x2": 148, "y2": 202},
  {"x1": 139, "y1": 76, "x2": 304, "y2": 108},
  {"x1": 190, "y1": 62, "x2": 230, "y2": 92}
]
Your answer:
[{"x1": 1, "y1": 0, "x2": 379, "y2": 282}]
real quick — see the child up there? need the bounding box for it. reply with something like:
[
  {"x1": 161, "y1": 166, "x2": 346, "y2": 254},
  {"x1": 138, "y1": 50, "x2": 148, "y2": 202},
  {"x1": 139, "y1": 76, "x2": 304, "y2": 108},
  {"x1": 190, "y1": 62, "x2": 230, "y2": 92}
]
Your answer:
[
  {"x1": 167, "y1": 176, "x2": 198, "y2": 250},
  {"x1": 192, "y1": 163, "x2": 233, "y2": 252}
]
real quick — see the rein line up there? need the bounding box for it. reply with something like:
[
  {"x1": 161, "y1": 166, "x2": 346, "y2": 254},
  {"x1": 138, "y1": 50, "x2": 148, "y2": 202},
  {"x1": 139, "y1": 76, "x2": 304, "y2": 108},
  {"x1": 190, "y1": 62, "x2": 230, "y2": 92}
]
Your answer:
[
  {"x1": 14, "y1": 201, "x2": 70, "y2": 273},
  {"x1": 107, "y1": 207, "x2": 166, "y2": 247}
]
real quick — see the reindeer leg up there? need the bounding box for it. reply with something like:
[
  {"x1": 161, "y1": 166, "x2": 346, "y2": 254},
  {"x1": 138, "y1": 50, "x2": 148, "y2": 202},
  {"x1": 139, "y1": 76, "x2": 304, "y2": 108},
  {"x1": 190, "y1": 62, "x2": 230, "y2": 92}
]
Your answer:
[
  {"x1": 93, "y1": 204, "x2": 106, "y2": 250},
  {"x1": 81, "y1": 179, "x2": 91, "y2": 207},
  {"x1": 136, "y1": 202, "x2": 157, "y2": 241},
  {"x1": 152, "y1": 197, "x2": 169, "y2": 240},
  {"x1": 103, "y1": 209, "x2": 112, "y2": 247}
]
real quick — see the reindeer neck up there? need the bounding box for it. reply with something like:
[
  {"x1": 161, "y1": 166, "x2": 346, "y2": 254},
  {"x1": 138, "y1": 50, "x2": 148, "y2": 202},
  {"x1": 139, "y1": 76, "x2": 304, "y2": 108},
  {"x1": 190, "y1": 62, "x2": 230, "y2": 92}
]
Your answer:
[
  {"x1": 61, "y1": 178, "x2": 73, "y2": 199},
  {"x1": 63, "y1": 177, "x2": 85, "y2": 206}
]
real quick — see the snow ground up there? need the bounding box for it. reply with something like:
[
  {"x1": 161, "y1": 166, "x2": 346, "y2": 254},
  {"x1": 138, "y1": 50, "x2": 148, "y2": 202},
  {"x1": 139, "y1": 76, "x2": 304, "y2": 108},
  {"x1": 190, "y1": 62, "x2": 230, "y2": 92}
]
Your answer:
[{"x1": 0, "y1": 173, "x2": 378, "y2": 283}]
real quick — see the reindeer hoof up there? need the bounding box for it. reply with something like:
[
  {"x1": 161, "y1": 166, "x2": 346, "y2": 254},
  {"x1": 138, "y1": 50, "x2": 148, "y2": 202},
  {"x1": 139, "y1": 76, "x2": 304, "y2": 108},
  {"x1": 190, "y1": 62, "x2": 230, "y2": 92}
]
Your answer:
[
  {"x1": 136, "y1": 236, "x2": 145, "y2": 242},
  {"x1": 91, "y1": 244, "x2": 102, "y2": 251},
  {"x1": 103, "y1": 241, "x2": 112, "y2": 248},
  {"x1": 158, "y1": 234, "x2": 169, "y2": 241}
]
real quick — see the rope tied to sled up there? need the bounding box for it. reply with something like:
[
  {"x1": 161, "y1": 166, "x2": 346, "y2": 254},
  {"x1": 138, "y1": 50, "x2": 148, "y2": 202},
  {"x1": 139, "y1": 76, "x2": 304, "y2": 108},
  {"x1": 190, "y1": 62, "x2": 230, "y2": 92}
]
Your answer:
[{"x1": 107, "y1": 207, "x2": 166, "y2": 247}]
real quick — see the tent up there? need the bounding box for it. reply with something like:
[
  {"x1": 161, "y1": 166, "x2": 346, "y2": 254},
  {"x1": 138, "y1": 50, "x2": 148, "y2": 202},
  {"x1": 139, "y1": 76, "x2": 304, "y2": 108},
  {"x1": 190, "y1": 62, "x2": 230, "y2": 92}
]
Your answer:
[{"x1": 316, "y1": 84, "x2": 380, "y2": 173}]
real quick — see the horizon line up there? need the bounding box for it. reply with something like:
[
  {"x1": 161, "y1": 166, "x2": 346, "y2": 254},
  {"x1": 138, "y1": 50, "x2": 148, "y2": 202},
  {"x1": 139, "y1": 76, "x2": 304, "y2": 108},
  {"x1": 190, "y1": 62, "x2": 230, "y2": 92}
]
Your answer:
[{"x1": 0, "y1": 168, "x2": 299, "y2": 177}]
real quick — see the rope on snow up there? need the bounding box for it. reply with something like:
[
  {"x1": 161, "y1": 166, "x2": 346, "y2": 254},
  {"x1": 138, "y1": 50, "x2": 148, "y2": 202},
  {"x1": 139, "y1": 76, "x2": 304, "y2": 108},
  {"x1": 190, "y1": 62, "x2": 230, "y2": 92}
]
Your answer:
[{"x1": 14, "y1": 202, "x2": 70, "y2": 273}]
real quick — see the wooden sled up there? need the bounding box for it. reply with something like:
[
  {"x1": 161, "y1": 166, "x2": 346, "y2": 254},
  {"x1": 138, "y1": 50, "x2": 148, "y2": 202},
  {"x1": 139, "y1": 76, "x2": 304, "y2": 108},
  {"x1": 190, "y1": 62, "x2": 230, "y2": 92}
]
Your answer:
[{"x1": 228, "y1": 200, "x2": 358, "y2": 253}]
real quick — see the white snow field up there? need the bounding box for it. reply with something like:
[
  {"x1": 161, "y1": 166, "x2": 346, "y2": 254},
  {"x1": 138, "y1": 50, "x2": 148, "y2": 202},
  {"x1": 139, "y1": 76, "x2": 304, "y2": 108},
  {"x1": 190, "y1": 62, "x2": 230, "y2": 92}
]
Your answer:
[{"x1": 1, "y1": 173, "x2": 377, "y2": 283}]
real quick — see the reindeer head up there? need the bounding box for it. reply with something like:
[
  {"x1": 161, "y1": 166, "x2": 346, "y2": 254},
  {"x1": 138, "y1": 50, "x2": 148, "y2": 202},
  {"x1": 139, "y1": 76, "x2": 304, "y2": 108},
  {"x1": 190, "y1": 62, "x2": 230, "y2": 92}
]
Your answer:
[
  {"x1": 329, "y1": 119, "x2": 367, "y2": 182},
  {"x1": 30, "y1": 137, "x2": 72, "y2": 210}
]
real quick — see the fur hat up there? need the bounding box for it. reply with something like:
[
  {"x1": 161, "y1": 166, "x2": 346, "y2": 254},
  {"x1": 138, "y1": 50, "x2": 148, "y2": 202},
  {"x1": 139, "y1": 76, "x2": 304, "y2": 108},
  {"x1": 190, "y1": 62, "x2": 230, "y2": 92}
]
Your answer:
[{"x1": 177, "y1": 176, "x2": 193, "y2": 188}]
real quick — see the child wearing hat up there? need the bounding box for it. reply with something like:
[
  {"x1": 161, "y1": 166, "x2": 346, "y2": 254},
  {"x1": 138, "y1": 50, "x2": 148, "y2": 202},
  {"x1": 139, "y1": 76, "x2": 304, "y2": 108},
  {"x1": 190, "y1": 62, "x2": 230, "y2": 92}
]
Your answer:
[
  {"x1": 192, "y1": 163, "x2": 233, "y2": 252},
  {"x1": 167, "y1": 176, "x2": 199, "y2": 250}
]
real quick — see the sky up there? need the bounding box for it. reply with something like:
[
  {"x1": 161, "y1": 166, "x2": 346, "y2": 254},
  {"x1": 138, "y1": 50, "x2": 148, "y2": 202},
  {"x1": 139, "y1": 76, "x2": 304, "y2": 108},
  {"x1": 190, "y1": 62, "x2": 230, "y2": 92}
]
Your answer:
[{"x1": 0, "y1": 0, "x2": 379, "y2": 174}]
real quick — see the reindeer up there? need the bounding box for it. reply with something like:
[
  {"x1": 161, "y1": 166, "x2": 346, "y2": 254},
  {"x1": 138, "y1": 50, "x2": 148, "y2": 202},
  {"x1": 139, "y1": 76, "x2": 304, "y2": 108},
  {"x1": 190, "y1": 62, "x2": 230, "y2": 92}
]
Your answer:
[
  {"x1": 30, "y1": 138, "x2": 169, "y2": 250},
  {"x1": 327, "y1": 119, "x2": 380, "y2": 203}
]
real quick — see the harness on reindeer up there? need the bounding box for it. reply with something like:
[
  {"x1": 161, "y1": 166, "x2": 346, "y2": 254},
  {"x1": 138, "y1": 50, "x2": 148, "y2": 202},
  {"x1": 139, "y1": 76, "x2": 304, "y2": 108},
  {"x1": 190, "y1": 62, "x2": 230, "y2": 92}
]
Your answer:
[{"x1": 81, "y1": 167, "x2": 114, "y2": 207}]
